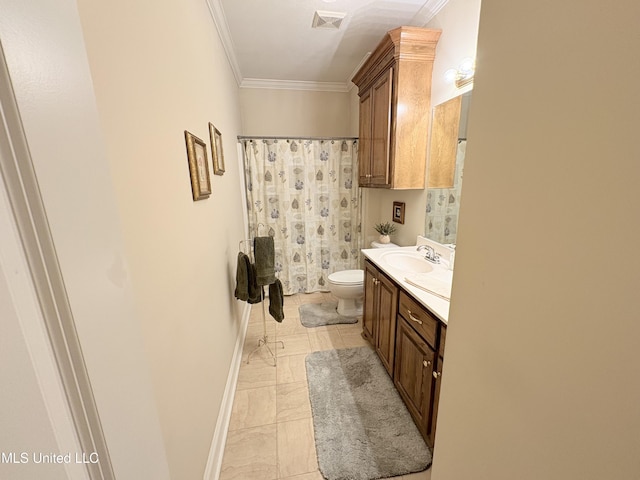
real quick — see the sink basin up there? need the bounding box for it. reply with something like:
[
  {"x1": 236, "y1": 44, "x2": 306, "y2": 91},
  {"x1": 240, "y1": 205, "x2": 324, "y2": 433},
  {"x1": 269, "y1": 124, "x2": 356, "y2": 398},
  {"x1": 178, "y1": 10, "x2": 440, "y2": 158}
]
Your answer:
[{"x1": 380, "y1": 251, "x2": 434, "y2": 273}]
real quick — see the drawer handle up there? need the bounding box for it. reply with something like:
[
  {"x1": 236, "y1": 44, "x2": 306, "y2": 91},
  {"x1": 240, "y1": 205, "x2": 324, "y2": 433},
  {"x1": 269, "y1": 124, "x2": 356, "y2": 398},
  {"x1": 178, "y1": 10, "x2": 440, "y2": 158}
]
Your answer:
[
  {"x1": 433, "y1": 371, "x2": 441, "y2": 379},
  {"x1": 407, "y1": 310, "x2": 423, "y2": 325},
  {"x1": 422, "y1": 360, "x2": 431, "y2": 368}
]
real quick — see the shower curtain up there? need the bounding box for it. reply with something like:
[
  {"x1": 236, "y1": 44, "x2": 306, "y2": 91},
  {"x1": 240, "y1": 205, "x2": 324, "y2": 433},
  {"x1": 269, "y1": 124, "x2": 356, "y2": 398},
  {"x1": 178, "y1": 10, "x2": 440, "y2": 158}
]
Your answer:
[{"x1": 243, "y1": 138, "x2": 362, "y2": 295}]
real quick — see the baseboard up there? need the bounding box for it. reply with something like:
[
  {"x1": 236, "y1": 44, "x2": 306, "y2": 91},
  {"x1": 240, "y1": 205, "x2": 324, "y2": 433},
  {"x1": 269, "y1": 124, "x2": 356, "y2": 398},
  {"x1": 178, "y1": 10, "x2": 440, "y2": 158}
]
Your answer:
[{"x1": 203, "y1": 302, "x2": 251, "y2": 480}]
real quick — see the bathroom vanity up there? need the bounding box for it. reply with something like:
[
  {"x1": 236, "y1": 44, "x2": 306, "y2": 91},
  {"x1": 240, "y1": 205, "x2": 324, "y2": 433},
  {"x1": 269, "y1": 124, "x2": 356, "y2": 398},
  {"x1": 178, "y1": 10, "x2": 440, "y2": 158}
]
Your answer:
[{"x1": 362, "y1": 246, "x2": 451, "y2": 447}]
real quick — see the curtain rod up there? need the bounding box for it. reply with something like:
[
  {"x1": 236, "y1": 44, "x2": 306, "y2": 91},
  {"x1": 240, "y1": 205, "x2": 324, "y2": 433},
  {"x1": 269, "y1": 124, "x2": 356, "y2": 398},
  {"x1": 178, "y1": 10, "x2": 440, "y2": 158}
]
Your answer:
[{"x1": 237, "y1": 135, "x2": 358, "y2": 141}]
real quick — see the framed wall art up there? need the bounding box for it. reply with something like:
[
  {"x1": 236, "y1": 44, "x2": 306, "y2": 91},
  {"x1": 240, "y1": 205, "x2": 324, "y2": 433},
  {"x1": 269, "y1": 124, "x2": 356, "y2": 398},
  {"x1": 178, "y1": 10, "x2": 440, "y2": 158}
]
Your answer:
[
  {"x1": 184, "y1": 130, "x2": 211, "y2": 201},
  {"x1": 209, "y1": 122, "x2": 225, "y2": 175},
  {"x1": 393, "y1": 201, "x2": 405, "y2": 224}
]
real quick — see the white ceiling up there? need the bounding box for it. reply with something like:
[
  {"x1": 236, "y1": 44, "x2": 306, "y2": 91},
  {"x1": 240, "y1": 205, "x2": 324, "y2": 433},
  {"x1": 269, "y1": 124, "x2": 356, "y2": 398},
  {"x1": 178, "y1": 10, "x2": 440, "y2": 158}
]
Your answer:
[{"x1": 209, "y1": 0, "x2": 449, "y2": 91}]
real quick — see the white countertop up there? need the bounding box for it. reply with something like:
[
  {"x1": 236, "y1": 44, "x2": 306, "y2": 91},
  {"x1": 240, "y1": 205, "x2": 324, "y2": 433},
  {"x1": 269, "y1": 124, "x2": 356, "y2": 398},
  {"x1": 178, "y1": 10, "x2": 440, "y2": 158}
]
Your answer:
[{"x1": 362, "y1": 246, "x2": 452, "y2": 325}]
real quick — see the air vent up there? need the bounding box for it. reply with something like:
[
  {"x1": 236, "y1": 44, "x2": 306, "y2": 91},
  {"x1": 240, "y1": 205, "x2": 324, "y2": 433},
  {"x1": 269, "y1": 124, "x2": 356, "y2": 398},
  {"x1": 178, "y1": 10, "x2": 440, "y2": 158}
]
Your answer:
[{"x1": 311, "y1": 10, "x2": 347, "y2": 29}]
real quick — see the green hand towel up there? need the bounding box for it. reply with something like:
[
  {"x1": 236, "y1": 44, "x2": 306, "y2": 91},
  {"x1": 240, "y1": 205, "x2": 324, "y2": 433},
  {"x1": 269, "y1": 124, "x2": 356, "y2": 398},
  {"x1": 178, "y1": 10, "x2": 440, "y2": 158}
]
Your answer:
[
  {"x1": 235, "y1": 252, "x2": 262, "y2": 304},
  {"x1": 268, "y1": 279, "x2": 284, "y2": 322},
  {"x1": 254, "y1": 236, "x2": 276, "y2": 286},
  {"x1": 248, "y1": 267, "x2": 262, "y2": 305},
  {"x1": 234, "y1": 252, "x2": 251, "y2": 301}
]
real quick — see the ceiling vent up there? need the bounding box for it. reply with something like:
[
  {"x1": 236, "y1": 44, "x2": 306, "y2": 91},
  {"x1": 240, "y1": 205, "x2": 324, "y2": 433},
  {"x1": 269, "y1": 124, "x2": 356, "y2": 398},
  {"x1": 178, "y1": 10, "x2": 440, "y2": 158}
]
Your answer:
[{"x1": 312, "y1": 10, "x2": 347, "y2": 29}]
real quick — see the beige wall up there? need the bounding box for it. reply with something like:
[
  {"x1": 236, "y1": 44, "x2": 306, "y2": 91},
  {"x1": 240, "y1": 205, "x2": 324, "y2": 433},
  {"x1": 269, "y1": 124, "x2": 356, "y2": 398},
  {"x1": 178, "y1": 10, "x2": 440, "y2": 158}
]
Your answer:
[
  {"x1": 360, "y1": 0, "x2": 481, "y2": 247},
  {"x1": 77, "y1": 0, "x2": 246, "y2": 478},
  {"x1": 433, "y1": 1, "x2": 640, "y2": 479},
  {"x1": 240, "y1": 88, "x2": 351, "y2": 136}
]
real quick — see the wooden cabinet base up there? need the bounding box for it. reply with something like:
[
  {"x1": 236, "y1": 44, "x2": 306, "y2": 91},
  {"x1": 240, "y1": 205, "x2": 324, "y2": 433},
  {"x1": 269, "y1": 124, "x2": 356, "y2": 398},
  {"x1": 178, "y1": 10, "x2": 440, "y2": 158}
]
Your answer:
[
  {"x1": 363, "y1": 259, "x2": 446, "y2": 447},
  {"x1": 363, "y1": 261, "x2": 398, "y2": 376},
  {"x1": 394, "y1": 316, "x2": 434, "y2": 441}
]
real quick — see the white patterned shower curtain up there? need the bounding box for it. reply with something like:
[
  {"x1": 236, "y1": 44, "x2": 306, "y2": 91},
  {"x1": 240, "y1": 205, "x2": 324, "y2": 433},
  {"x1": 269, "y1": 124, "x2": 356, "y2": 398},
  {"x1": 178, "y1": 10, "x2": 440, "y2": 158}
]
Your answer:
[{"x1": 242, "y1": 138, "x2": 362, "y2": 295}]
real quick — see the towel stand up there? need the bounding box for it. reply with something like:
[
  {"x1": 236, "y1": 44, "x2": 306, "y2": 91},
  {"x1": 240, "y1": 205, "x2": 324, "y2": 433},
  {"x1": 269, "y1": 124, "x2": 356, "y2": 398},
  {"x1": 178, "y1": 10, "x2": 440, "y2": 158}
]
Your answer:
[{"x1": 239, "y1": 238, "x2": 284, "y2": 366}]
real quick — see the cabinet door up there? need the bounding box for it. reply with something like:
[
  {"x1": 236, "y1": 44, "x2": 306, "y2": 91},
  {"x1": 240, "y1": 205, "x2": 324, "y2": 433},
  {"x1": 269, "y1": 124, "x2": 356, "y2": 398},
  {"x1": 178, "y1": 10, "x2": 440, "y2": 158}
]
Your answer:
[
  {"x1": 362, "y1": 262, "x2": 377, "y2": 343},
  {"x1": 375, "y1": 271, "x2": 398, "y2": 376},
  {"x1": 358, "y1": 89, "x2": 373, "y2": 186},
  {"x1": 394, "y1": 316, "x2": 434, "y2": 439},
  {"x1": 370, "y1": 68, "x2": 393, "y2": 187},
  {"x1": 428, "y1": 356, "x2": 444, "y2": 446}
]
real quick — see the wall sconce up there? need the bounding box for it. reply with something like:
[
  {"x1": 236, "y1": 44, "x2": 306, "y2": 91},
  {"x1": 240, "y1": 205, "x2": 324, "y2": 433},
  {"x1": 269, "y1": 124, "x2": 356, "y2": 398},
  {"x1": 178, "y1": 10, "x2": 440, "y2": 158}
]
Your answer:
[{"x1": 444, "y1": 57, "x2": 475, "y2": 88}]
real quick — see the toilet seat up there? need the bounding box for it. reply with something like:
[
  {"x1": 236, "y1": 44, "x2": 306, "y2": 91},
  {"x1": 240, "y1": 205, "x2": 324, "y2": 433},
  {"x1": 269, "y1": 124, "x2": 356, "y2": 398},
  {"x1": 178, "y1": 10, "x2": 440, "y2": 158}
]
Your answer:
[{"x1": 328, "y1": 269, "x2": 364, "y2": 285}]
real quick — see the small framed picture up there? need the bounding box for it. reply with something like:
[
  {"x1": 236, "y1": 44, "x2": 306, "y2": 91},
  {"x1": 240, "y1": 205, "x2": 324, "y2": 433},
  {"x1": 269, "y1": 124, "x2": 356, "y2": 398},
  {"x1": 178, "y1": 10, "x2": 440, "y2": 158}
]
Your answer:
[
  {"x1": 393, "y1": 201, "x2": 405, "y2": 224},
  {"x1": 184, "y1": 130, "x2": 211, "y2": 201},
  {"x1": 209, "y1": 123, "x2": 225, "y2": 175}
]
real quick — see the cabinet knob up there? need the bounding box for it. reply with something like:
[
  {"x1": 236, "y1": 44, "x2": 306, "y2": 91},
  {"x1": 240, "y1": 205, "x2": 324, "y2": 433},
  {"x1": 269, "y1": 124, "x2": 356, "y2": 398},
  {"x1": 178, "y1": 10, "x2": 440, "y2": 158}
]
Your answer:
[
  {"x1": 407, "y1": 310, "x2": 423, "y2": 325},
  {"x1": 423, "y1": 360, "x2": 431, "y2": 368},
  {"x1": 433, "y1": 371, "x2": 441, "y2": 379}
]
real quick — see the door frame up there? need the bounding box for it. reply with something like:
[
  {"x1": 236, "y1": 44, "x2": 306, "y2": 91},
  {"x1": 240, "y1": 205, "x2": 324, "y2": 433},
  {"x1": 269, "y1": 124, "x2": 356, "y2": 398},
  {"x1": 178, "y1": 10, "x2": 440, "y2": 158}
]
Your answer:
[{"x1": 0, "y1": 42, "x2": 114, "y2": 480}]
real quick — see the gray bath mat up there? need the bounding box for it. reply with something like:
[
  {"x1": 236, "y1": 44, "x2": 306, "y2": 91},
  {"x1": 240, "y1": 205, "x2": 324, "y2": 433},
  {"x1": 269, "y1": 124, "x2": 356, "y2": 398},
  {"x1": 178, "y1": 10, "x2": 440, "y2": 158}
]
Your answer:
[
  {"x1": 299, "y1": 302, "x2": 358, "y2": 328},
  {"x1": 306, "y1": 347, "x2": 431, "y2": 480}
]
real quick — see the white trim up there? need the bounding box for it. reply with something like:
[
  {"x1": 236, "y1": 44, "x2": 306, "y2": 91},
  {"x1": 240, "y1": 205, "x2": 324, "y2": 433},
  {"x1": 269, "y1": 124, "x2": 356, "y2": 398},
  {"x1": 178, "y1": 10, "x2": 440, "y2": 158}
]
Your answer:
[
  {"x1": 411, "y1": 0, "x2": 450, "y2": 25},
  {"x1": 240, "y1": 78, "x2": 350, "y2": 93},
  {"x1": 0, "y1": 160, "x2": 90, "y2": 480},
  {"x1": 205, "y1": 0, "x2": 244, "y2": 86},
  {"x1": 203, "y1": 302, "x2": 251, "y2": 480},
  {"x1": 0, "y1": 81, "x2": 88, "y2": 479},
  {"x1": 346, "y1": 52, "x2": 372, "y2": 91}
]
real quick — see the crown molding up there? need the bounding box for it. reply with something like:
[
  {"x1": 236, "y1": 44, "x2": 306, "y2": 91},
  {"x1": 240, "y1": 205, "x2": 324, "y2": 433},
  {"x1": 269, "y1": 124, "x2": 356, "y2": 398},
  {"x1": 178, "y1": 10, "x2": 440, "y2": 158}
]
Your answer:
[
  {"x1": 346, "y1": 52, "x2": 372, "y2": 91},
  {"x1": 205, "y1": 0, "x2": 243, "y2": 86},
  {"x1": 240, "y1": 78, "x2": 350, "y2": 93},
  {"x1": 411, "y1": 0, "x2": 450, "y2": 26},
  {"x1": 207, "y1": 0, "x2": 449, "y2": 92}
]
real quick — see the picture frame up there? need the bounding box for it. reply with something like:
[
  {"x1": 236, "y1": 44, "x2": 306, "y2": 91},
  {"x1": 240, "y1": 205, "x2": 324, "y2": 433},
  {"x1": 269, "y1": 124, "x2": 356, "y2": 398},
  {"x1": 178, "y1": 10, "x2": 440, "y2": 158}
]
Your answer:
[
  {"x1": 392, "y1": 201, "x2": 405, "y2": 224},
  {"x1": 184, "y1": 130, "x2": 211, "y2": 201},
  {"x1": 209, "y1": 122, "x2": 225, "y2": 175}
]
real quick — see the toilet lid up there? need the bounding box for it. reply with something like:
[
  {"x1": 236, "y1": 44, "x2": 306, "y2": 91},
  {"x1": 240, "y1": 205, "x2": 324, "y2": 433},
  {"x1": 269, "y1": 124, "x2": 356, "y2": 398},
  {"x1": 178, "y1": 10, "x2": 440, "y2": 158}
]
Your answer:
[{"x1": 328, "y1": 269, "x2": 364, "y2": 285}]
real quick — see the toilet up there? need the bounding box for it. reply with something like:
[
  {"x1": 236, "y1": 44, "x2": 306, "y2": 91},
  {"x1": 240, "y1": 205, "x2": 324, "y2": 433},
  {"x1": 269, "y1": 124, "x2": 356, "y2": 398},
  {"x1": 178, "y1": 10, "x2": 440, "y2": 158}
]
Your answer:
[{"x1": 328, "y1": 241, "x2": 398, "y2": 316}]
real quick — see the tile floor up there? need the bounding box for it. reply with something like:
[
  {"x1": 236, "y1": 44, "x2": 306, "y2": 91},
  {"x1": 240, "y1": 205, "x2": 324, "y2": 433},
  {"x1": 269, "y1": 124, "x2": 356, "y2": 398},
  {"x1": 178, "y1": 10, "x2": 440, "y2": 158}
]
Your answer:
[{"x1": 219, "y1": 292, "x2": 432, "y2": 480}]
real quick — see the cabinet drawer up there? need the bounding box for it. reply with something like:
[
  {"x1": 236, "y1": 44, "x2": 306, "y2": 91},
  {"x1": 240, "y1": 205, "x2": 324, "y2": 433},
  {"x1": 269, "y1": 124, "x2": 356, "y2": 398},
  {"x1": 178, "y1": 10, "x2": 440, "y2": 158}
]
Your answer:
[{"x1": 398, "y1": 292, "x2": 437, "y2": 348}]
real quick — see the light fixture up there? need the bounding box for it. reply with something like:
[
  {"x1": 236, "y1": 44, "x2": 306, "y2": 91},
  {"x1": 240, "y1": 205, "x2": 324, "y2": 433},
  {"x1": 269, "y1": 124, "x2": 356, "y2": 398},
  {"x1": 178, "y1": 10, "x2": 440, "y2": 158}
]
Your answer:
[{"x1": 445, "y1": 57, "x2": 475, "y2": 88}]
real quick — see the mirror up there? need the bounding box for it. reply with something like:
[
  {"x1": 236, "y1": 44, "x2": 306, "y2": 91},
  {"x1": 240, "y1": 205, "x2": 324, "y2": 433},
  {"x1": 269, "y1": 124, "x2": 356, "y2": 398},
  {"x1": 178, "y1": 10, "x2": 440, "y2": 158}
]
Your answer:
[{"x1": 424, "y1": 91, "x2": 472, "y2": 245}]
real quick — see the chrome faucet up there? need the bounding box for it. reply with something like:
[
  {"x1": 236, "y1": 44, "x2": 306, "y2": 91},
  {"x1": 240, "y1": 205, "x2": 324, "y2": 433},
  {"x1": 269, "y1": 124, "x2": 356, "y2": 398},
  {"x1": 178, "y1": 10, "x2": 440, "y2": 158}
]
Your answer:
[{"x1": 417, "y1": 244, "x2": 441, "y2": 264}]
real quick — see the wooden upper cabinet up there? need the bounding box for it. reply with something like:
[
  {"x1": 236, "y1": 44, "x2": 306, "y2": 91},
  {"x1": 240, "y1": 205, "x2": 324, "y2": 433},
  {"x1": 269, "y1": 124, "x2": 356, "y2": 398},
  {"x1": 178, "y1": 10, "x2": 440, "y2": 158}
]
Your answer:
[
  {"x1": 358, "y1": 89, "x2": 373, "y2": 184},
  {"x1": 352, "y1": 26, "x2": 441, "y2": 189},
  {"x1": 370, "y1": 70, "x2": 393, "y2": 186},
  {"x1": 428, "y1": 95, "x2": 462, "y2": 188}
]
